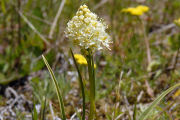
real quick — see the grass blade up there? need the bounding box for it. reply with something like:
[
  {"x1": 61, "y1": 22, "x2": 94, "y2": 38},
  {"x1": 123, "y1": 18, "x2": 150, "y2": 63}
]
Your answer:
[
  {"x1": 32, "y1": 104, "x2": 38, "y2": 120},
  {"x1": 87, "y1": 50, "x2": 96, "y2": 120},
  {"x1": 139, "y1": 82, "x2": 180, "y2": 120},
  {"x1": 133, "y1": 102, "x2": 137, "y2": 120},
  {"x1": 70, "y1": 49, "x2": 86, "y2": 120},
  {"x1": 42, "y1": 55, "x2": 66, "y2": 120},
  {"x1": 40, "y1": 96, "x2": 46, "y2": 120}
]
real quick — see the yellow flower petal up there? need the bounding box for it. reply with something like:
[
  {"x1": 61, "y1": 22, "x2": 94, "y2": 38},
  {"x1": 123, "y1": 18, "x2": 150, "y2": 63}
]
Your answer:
[
  {"x1": 174, "y1": 18, "x2": 180, "y2": 27},
  {"x1": 74, "y1": 54, "x2": 97, "y2": 68},
  {"x1": 74, "y1": 54, "x2": 87, "y2": 65},
  {"x1": 122, "y1": 5, "x2": 149, "y2": 16},
  {"x1": 136, "y1": 5, "x2": 149, "y2": 12},
  {"x1": 130, "y1": 9, "x2": 144, "y2": 16},
  {"x1": 94, "y1": 64, "x2": 96, "y2": 69},
  {"x1": 173, "y1": 89, "x2": 180, "y2": 99}
]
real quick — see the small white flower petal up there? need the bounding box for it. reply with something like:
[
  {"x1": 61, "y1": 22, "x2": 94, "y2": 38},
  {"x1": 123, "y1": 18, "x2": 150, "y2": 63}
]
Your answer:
[{"x1": 65, "y1": 4, "x2": 112, "y2": 52}]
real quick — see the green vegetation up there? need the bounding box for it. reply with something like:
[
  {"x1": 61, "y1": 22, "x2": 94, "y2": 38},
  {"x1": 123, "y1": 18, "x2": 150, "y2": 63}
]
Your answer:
[{"x1": 0, "y1": 0, "x2": 180, "y2": 119}]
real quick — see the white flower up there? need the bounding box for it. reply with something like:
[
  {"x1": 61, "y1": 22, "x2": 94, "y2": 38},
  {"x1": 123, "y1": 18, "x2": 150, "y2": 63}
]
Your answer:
[{"x1": 65, "y1": 5, "x2": 112, "y2": 51}]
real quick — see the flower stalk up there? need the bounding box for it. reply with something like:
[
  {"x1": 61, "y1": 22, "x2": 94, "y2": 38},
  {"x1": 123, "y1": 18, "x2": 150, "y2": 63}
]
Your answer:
[
  {"x1": 70, "y1": 49, "x2": 86, "y2": 120},
  {"x1": 65, "y1": 4, "x2": 111, "y2": 119},
  {"x1": 87, "y1": 49, "x2": 96, "y2": 120},
  {"x1": 141, "y1": 19, "x2": 151, "y2": 65}
]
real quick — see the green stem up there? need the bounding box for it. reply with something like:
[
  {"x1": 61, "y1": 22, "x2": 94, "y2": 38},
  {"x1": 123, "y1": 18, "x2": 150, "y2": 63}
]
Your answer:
[
  {"x1": 70, "y1": 49, "x2": 86, "y2": 120},
  {"x1": 141, "y1": 18, "x2": 151, "y2": 65},
  {"x1": 87, "y1": 50, "x2": 96, "y2": 120}
]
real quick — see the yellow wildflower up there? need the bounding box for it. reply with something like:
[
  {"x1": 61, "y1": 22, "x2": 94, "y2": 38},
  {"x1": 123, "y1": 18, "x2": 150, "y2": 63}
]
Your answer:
[
  {"x1": 173, "y1": 89, "x2": 180, "y2": 99},
  {"x1": 94, "y1": 64, "x2": 96, "y2": 69},
  {"x1": 136, "y1": 5, "x2": 149, "y2": 12},
  {"x1": 122, "y1": 5, "x2": 149, "y2": 16},
  {"x1": 74, "y1": 54, "x2": 96, "y2": 68},
  {"x1": 174, "y1": 18, "x2": 180, "y2": 27},
  {"x1": 74, "y1": 54, "x2": 87, "y2": 65},
  {"x1": 129, "y1": 8, "x2": 144, "y2": 16},
  {"x1": 122, "y1": 7, "x2": 134, "y2": 12}
]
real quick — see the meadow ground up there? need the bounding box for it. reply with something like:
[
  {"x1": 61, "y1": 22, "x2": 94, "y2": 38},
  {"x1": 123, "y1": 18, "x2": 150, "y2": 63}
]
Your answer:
[{"x1": 0, "y1": 0, "x2": 180, "y2": 119}]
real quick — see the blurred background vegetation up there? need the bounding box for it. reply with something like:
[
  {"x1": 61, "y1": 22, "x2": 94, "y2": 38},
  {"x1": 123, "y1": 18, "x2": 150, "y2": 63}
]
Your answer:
[{"x1": 0, "y1": 0, "x2": 180, "y2": 119}]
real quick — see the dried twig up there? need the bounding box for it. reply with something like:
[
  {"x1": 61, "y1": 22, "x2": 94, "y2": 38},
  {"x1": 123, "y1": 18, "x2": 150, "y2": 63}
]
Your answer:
[
  {"x1": 142, "y1": 20, "x2": 151, "y2": 64},
  {"x1": 124, "y1": 95, "x2": 133, "y2": 120},
  {"x1": 93, "y1": 0, "x2": 108, "y2": 10},
  {"x1": 171, "y1": 48, "x2": 180, "y2": 70},
  {"x1": 137, "y1": 91, "x2": 144, "y2": 102},
  {"x1": 140, "y1": 19, "x2": 154, "y2": 99},
  {"x1": 149, "y1": 23, "x2": 175, "y2": 37},
  {"x1": 145, "y1": 80, "x2": 154, "y2": 98},
  {"x1": 49, "y1": 101, "x2": 55, "y2": 120},
  {"x1": 25, "y1": 12, "x2": 52, "y2": 25},
  {"x1": 114, "y1": 113, "x2": 124, "y2": 120},
  {"x1": 70, "y1": 109, "x2": 82, "y2": 120},
  {"x1": 165, "y1": 47, "x2": 180, "y2": 72},
  {"x1": 0, "y1": 87, "x2": 32, "y2": 119},
  {"x1": 34, "y1": 34, "x2": 65, "y2": 63},
  {"x1": 18, "y1": 11, "x2": 51, "y2": 46},
  {"x1": 5, "y1": 87, "x2": 18, "y2": 98},
  {"x1": 49, "y1": 0, "x2": 66, "y2": 39}
]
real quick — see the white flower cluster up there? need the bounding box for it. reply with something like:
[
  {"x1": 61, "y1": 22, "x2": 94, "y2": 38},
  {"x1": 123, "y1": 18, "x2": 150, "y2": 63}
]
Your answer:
[{"x1": 65, "y1": 5, "x2": 111, "y2": 51}]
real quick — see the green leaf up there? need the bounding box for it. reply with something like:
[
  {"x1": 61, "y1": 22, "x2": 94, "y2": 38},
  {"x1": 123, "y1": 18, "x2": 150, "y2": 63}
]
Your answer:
[
  {"x1": 139, "y1": 83, "x2": 180, "y2": 120},
  {"x1": 87, "y1": 50, "x2": 96, "y2": 120},
  {"x1": 32, "y1": 104, "x2": 38, "y2": 120},
  {"x1": 42, "y1": 55, "x2": 66, "y2": 120},
  {"x1": 70, "y1": 48, "x2": 86, "y2": 120},
  {"x1": 40, "y1": 96, "x2": 46, "y2": 120},
  {"x1": 133, "y1": 102, "x2": 137, "y2": 120}
]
